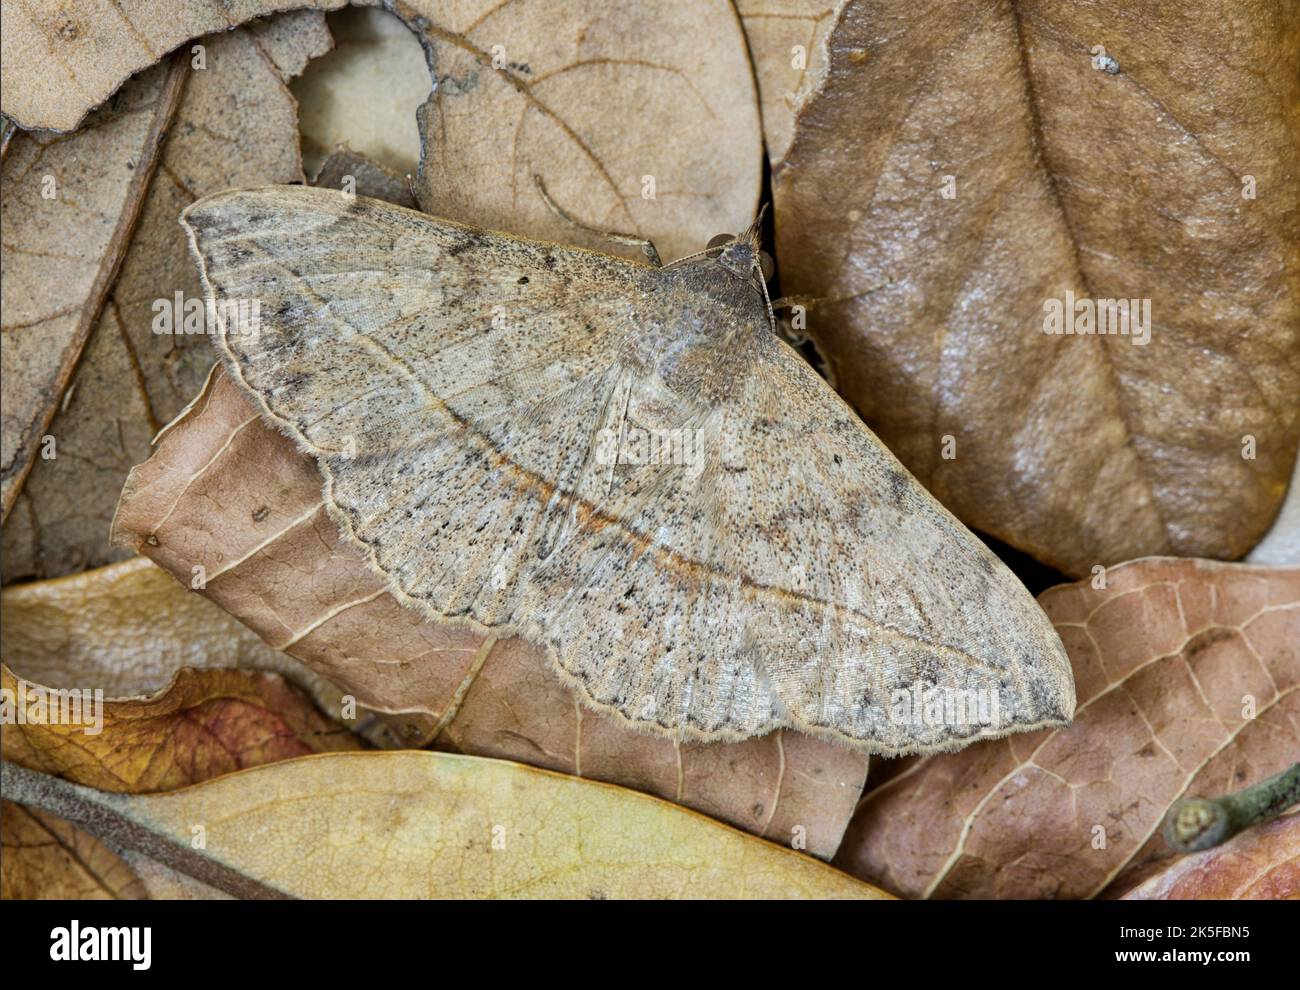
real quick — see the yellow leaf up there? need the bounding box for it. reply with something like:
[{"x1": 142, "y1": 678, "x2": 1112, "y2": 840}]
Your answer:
[{"x1": 3, "y1": 752, "x2": 892, "y2": 900}]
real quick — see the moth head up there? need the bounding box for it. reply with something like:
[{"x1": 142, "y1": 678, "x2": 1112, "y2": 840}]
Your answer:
[{"x1": 706, "y1": 206, "x2": 773, "y2": 283}]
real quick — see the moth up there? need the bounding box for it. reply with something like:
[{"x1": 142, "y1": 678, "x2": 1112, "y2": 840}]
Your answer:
[{"x1": 182, "y1": 187, "x2": 1075, "y2": 756}]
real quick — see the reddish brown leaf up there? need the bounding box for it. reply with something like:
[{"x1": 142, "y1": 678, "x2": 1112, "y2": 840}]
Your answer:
[
  {"x1": 834, "y1": 558, "x2": 1299, "y2": 898},
  {"x1": 1, "y1": 664, "x2": 360, "y2": 793},
  {"x1": 1122, "y1": 811, "x2": 1299, "y2": 900}
]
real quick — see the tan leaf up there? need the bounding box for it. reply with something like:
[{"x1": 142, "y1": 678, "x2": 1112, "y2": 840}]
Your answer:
[
  {"x1": 403, "y1": 0, "x2": 763, "y2": 261},
  {"x1": 834, "y1": 558, "x2": 1300, "y2": 898},
  {"x1": 5, "y1": 0, "x2": 762, "y2": 263},
  {"x1": 2, "y1": 14, "x2": 332, "y2": 582},
  {"x1": 2, "y1": 753, "x2": 891, "y2": 899},
  {"x1": 1120, "y1": 811, "x2": 1299, "y2": 900},
  {"x1": 0, "y1": 57, "x2": 186, "y2": 522},
  {"x1": 773, "y1": 0, "x2": 1300, "y2": 576},
  {"x1": 112, "y1": 367, "x2": 869, "y2": 858},
  {"x1": 0, "y1": 664, "x2": 360, "y2": 793},
  {"x1": 0, "y1": 555, "x2": 359, "y2": 723},
  {"x1": 735, "y1": 0, "x2": 841, "y2": 164},
  {"x1": 0, "y1": 0, "x2": 348, "y2": 132},
  {"x1": 0, "y1": 801, "x2": 145, "y2": 900}
]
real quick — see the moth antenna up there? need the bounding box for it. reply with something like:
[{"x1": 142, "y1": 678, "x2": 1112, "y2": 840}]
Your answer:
[
  {"x1": 662, "y1": 245, "x2": 718, "y2": 268},
  {"x1": 757, "y1": 261, "x2": 778, "y2": 334}
]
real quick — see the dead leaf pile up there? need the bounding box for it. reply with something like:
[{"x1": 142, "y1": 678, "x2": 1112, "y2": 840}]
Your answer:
[{"x1": 1, "y1": 0, "x2": 1297, "y2": 900}]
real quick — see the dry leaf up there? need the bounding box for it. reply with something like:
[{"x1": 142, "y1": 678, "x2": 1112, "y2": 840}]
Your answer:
[
  {"x1": 0, "y1": 58, "x2": 186, "y2": 522},
  {"x1": 312, "y1": 149, "x2": 419, "y2": 210},
  {"x1": 0, "y1": 555, "x2": 358, "y2": 719},
  {"x1": 0, "y1": 0, "x2": 348, "y2": 132},
  {"x1": 773, "y1": 0, "x2": 1300, "y2": 576},
  {"x1": 112, "y1": 367, "x2": 869, "y2": 857},
  {"x1": 0, "y1": 664, "x2": 360, "y2": 793},
  {"x1": 735, "y1": 0, "x2": 840, "y2": 164},
  {"x1": 2, "y1": 752, "x2": 891, "y2": 899},
  {"x1": 0, "y1": 663, "x2": 359, "y2": 900},
  {"x1": 834, "y1": 557, "x2": 1300, "y2": 898},
  {"x1": 403, "y1": 0, "x2": 762, "y2": 261},
  {"x1": 0, "y1": 801, "x2": 146, "y2": 900},
  {"x1": 2, "y1": 14, "x2": 332, "y2": 582},
  {"x1": 115, "y1": 855, "x2": 232, "y2": 900},
  {"x1": 5, "y1": 0, "x2": 762, "y2": 264},
  {"x1": 1120, "y1": 811, "x2": 1299, "y2": 900}
]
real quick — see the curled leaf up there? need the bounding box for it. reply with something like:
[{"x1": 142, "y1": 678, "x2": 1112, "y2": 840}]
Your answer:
[
  {"x1": 0, "y1": 662, "x2": 359, "y2": 900},
  {"x1": 0, "y1": 58, "x2": 186, "y2": 521}
]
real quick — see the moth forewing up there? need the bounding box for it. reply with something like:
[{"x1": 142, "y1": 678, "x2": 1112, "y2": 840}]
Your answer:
[{"x1": 182, "y1": 185, "x2": 1075, "y2": 756}]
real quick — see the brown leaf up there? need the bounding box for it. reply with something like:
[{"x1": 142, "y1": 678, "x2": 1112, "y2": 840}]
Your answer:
[
  {"x1": 833, "y1": 557, "x2": 1300, "y2": 898},
  {"x1": 401, "y1": 0, "x2": 763, "y2": 262},
  {"x1": 0, "y1": 664, "x2": 360, "y2": 793},
  {"x1": 773, "y1": 0, "x2": 1300, "y2": 576},
  {"x1": 112, "y1": 367, "x2": 869, "y2": 858},
  {"x1": 0, "y1": 0, "x2": 348, "y2": 132},
  {"x1": 1120, "y1": 811, "x2": 1299, "y2": 900},
  {"x1": 0, "y1": 802, "x2": 145, "y2": 900},
  {"x1": 2, "y1": 753, "x2": 891, "y2": 899},
  {"x1": 0, "y1": 57, "x2": 186, "y2": 522},
  {"x1": 2, "y1": 14, "x2": 332, "y2": 582}
]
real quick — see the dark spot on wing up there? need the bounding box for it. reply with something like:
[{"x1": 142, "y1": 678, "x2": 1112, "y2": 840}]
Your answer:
[
  {"x1": 887, "y1": 468, "x2": 908, "y2": 505},
  {"x1": 446, "y1": 234, "x2": 482, "y2": 258}
]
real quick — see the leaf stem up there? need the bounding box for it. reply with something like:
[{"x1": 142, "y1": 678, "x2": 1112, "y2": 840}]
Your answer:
[
  {"x1": 0, "y1": 759, "x2": 291, "y2": 899},
  {"x1": 1163, "y1": 762, "x2": 1300, "y2": 853}
]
